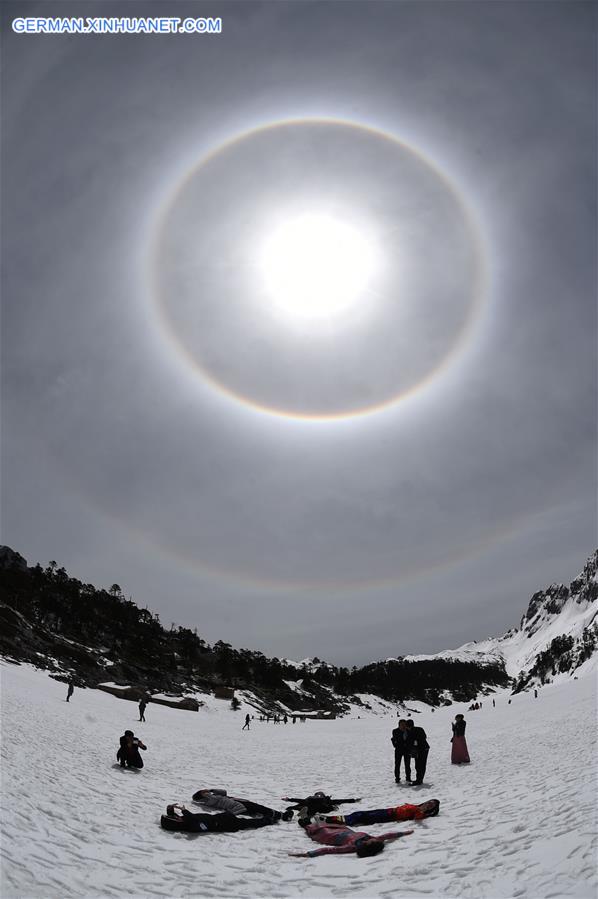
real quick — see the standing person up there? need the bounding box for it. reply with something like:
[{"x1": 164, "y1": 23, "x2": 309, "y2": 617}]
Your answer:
[
  {"x1": 451, "y1": 714, "x2": 470, "y2": 765},
  {"x1": 492, "y1": 699, "x2": 495, "y2": 708},
  {"x1": 289, "y1": 820, "x2": 413, "y2": 858},
  {"x1": 139, "y1": 698, "x2": 147, "y2": 722},
  {"x1": 242, "y1": 713, "x2": 250, "y2": 730},
  {"x1": 66, "y1": 680, "x2": 74, "y2": 703},
  {"x1": 405, "y1": 719, "x2": 429, "y2": 785},
  {"x1": 117, "y1": 730, "x2": 147, "y2": 768},
  {"x1": 391, "y1": 719, "x2": 412, "y2": 784},
  {"x1": 534, "y1": 689, "x2": 538, "y2": 699}
]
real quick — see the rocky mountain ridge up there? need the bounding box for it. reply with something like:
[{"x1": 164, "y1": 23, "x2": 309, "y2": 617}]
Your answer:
[{"x1": 403, "y1": 549, "x2": 598, "y2": 690}]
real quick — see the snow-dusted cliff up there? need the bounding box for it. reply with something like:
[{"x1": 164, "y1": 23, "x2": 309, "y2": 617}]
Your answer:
[{"x1": 402, "y1": 549, "x2": 598, "y2": 688}]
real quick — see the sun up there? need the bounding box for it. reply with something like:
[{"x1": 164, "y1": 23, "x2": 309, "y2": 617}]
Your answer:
[{"x1": 259, "y1": 213, "x2": 378, "y2": 321}]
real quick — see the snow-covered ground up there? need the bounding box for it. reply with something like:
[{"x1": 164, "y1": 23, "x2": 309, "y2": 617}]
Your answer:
[{"x1": 1, "y1": 662, "x2": 596, "y2": 899}]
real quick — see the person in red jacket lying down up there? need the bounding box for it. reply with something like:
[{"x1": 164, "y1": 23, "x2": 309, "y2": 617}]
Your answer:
[
  {"x1": 289, "y1": 820, "x2": 414, "y2": 858},
  {"x1": 321, "y1": 798, "x2": 440, "y2": 827}
]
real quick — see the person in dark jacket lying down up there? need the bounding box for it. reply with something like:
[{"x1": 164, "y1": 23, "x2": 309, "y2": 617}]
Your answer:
[
  {"x1": 282, "y1": 791, "x2": 361, "y2": 821},
  {"x1": 161, "y1": 804, "x2": 280, "y2": 833},
  {"x1": 289, "y1": 820, "x2": 413, "y2": 858},
  {"x1": 192, "y1": 788, "x2": 293, "y2": 821}
]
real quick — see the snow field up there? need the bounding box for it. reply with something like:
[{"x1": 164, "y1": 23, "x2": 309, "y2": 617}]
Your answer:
[{"x1": 1, "y1": 662, "x2": 596, "y2": 899}]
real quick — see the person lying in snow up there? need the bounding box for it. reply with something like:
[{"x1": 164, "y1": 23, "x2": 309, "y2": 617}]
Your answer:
[
  {"x1": 319, "y1": 798, "x2": 440, "y2": 827},
  {"x1": 282, "y1": 791, "x2": 361, "y2": 821},
  {"x1": 116, "y1": 730, "x2": 147, "y2": 768},
  {"x1": 160, "y1": 804, "x2": 280, "y2": 833},
  {"x1": 289, "y1": 820, "x2": 413, "y2": 858},
  {"x1": 192, "y1": 788, "x2": 293, "y2": 821}
]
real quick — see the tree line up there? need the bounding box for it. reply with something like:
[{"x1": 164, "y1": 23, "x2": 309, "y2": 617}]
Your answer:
[{"x1": 0, "y1": 559, "x2": 509, "y2": 703}]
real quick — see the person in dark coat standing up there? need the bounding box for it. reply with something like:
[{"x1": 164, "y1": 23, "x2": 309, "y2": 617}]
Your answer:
[
  {"x1": 451, "y1": 714, "x2": 470, "y2": 764},
  {"x1": 242, "y1": 713, "x2": 250, "y2": 730},
  {"x1": 66, "y1": 680, "x2": 74, "y2": 702},
  {"x1": 391, "y1": 719, "x2": 412, "y2": 783},
  {"x1": 405, "y1": 719, "x2": 429, "y2": 785},
  {"x1": 139, "y1": 699, "x2": 147, "y2": 722}
]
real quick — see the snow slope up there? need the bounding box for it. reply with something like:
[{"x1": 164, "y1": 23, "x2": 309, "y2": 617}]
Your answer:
[{"x1": 1, "y1": 661, "x2": 596, "y2": 899}]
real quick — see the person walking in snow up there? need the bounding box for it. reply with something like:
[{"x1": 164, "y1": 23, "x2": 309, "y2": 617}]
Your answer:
[
  {"x1": 139, "y1": 699, "x2": 147, "y2": 722},
  {"x1": 66, "y1": 680, "x2": 74, "y2": 702},
  {"x1": 405, "y1": 719, "x2": 429, "y2": 785},
  {"x1": 391, "y1": 719, "x2": 412, "y2": 783},
  {"x1": 192, "y1": 788, "x2": 293, "y2": 821},
  {"x1": 451, "y1": 714, "x2": 470, "y2": 764},
  {"x1": 289, "y1": 819, "x2": 413, "y2": 858},
  {"x1": 117, "y1": 730, "x2": 147, "y2": 768},
  {"x1": 242, "y1": 713, "x2": 250, "y2": 730}
]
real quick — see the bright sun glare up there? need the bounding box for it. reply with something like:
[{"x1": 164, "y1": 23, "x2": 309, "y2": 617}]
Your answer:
[{"x1": 259, "y1": 214, "x2": 378, "y2": 321}]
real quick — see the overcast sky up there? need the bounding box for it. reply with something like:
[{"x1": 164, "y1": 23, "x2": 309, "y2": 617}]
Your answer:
[{"x1": 2, "y1": 1, "x2": 596, "y2": 665}]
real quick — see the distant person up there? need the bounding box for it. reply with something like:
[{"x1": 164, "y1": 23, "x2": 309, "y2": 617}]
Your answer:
[
  {"x1": 405, "y1": 719, "x2": 429, "y2": 785},
  {"x1": 492, "y1": 699, "x2": 495, "y2": 708},
  {"x1": 391, "y1": 719, "x2": 412, "y2": 783},
  {"x1": 139, "y1": 699, "x2": 147, "y2": 722},
  {"x1": 282, "y1": 791, "x2": 362, "y2": 822},
  {"x1": 192, "y1": 788, "x2": 293, "y2": 821},
  {"x1": 242, "y1": 714, "x2": 250, "y2": 730},
  {"x1": 289, "y1": 819, "x2": 413, "y2": 858},
  {"x1": 117, "y1": 730, "x2": 147, "y2": 768},
  {"x1": 66, "y1": 680, "x2": 74, "y2": 703},
  {"x1": 161, "y1": 804, "x2": 278, "y2": 833},
  {"x1": 284, "y1": 715, "x2": 288, "y2": 724},
  {"x1": 321, "y1": 798, "x2": 440, "y2": 827},
  {"x1": 534, "y1": 689, "x2": 538, "y2": 699},
  {"x1": 451, "y1": 714, "x2": 470, "y2": 765}
]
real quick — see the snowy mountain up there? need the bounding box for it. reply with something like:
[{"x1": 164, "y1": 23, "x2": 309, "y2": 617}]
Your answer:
[
  {"x1": 0, "y1": 546, "x2": 596, "y2": 709},
  {"x1": 402, "y1": 549, "x2": 598, "y2": 690}
]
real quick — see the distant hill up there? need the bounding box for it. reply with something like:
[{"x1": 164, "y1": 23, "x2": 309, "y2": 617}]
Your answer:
[{"x1": 0, "y1": 546, "x2": 595, "y2": 714}]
